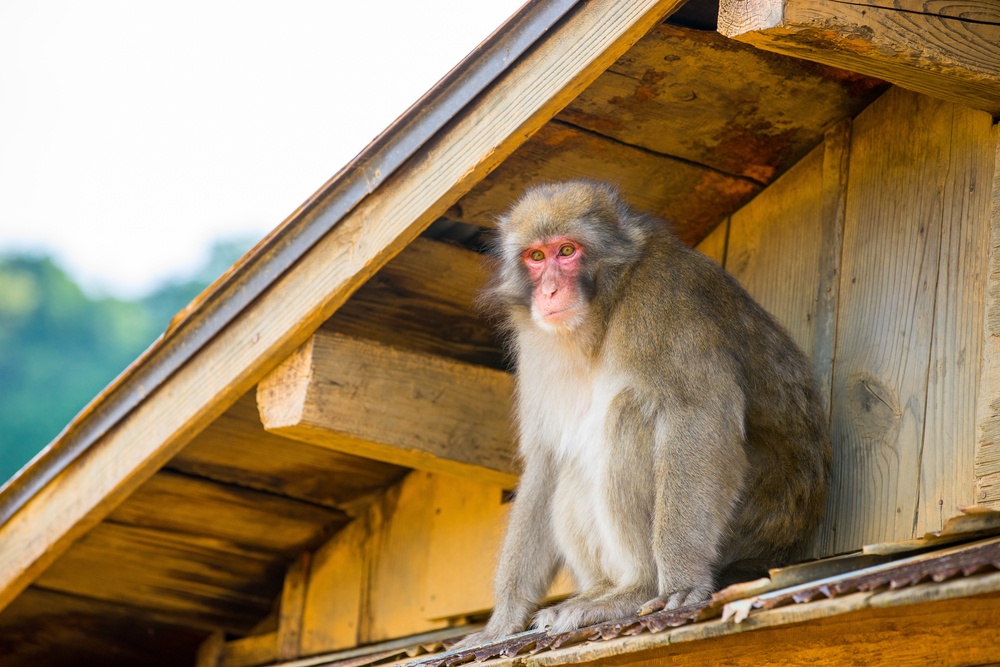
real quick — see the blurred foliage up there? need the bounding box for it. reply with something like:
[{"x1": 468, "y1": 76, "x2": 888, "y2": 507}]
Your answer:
[{"x1": 0, "y1": 239, "x2": 253, "y2": 486}]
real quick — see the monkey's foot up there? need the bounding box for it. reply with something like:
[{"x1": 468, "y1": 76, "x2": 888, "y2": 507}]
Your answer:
[
  {"x1": 531, "y1": 590, "x2": 649, "y2": 634},
  {"x1": 637, "y1": 587, "x2": 713, "y2": 615}
]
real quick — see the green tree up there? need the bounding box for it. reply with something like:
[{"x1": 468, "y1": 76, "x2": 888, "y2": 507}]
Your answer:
[{"x1": 0, "y1": 239, "x2": 252, "y2": 486}]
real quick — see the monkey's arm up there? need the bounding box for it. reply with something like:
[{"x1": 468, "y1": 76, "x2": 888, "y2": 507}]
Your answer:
[
  {"x1": 455, "y1": 449, "x2": 562, "y2": 647},
  {"x1": 643, "y1": 385, "x2": 748, "y2": 612}
]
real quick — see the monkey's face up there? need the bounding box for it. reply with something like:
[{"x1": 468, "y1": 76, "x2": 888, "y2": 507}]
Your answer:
[{"x1": 520, "y1": 236, "x2": 589, "y2": 330}]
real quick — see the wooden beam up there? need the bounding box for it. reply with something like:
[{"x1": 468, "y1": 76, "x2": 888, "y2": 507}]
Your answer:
[
  {"x1": 450, "y1": 120, "x2": 759, "y2": 245},
  {"x1": 559, "y1": 23, "x2": 883, "y2": 185},
  {"x1": 257, "y1": 331, "x2": 517, "y2": 487},
  {"x1": 719, "y1": 0, "x2": 1000, "y2": 116},
  {"x1": 0, "y1": 0, "x2": 682, "y2": 613},
  {"x1": 323, "y1": 237, "x2": 502, "y2": 369}
]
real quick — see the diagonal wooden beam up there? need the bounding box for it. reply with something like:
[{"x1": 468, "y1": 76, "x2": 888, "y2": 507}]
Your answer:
[
  {"x1": 258, "y1": 332, "x2": 517, "y2": 487},
  {"x1": 719, "y1": 0, "x2": 1000, "y2": 116},
  {"x1": 0, "y1": 0, "x2": 687, "y2": 613}
]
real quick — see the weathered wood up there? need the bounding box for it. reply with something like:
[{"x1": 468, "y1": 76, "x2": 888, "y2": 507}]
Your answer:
[
  {"x1": 171, "y1": 395, "x2": 405, "y2": 511},
  {"x1": 258, "y1": 331, "x2": 517, "y2": 487},
  {"x1": 0, "y1": 586, "x2": 204, "y2": 667},
  {"x1": 822, "y1": 87, "x2": 994, "y2": 554},
  {"x1": 299, "y1": 511, "x2": 368, "y2": 655},
  {"x1": 324, "y1": 238, "x2": 502, "y2": 369},
  {"x1": 108, "y1": 470, "x2": 347, "y2": 557},
  {"x1": 917, "y1": 103, "x2": 996, "y2": 535},
  {"x1": 513, "y1": 589, "x2": 1000, "y2": 667},
  {"x1": 277, "y1": 552, "x2": 310, "y2": 661},
  {"x1": 34, "y1": 522, "x2": 283, "y2": 633},
  {"x1": 449, "y1": 120, "x2": 760, "y2": 245},
  {"x1": 694, "y1": 219, "x2": 728, "y2": 266},
  {"x1": 813, "y1": 119, "x2": 852, "y2": 415},
  {"x1": 0, "y1": 0, "x2": 684, "y2": 614},
  {"x1": 977, "y1": 132, "x2": 1000, "y2": 508},
  {"x1": 727, "y1": 140, "x2": 825, "y2": 357},
  {"x1": 559, "y1": 22, "x2": 884, "y2": 184},
  {"x1": 719, "y1": 0, "x2": 1000, "y2": 116}
]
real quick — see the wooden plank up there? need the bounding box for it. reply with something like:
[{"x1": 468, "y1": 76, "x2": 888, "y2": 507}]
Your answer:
[
  {"x1": 719, "y1": 0, "x2": 1000, "y2": 116},
  {"x1": 34, "y1": 522, "x2": 284, "y2": 633},
  {"x1": 423, "y1": 475, "x2": 574, "y2": 621},
  {"x1": 0, "y1": 586, "x2": 204, "y2": 667},
  {"x1": 694, "y1": 218, "x2": 728, "y2": 267},
  {"x1": 0, "y1": 0, "x2": 683, "y2": 614},
  {"x1": 448, "y1": 121, "x2": 760, "y2": 246},
  {"x1": 299, "y1": 513, "x2": 368, "y2": 656},
  {"x1": 727, "y1": 141, "x2": 825, "y2": 357},
  {"x1": 559, "y1": 22, "x2": 885, "y2": 184},
  {"x1": 821, "y1": 87, "x2": 994, "y2": 554},
  {"x1": 976, "y1": 132, "x2": 1000, "y2": 508},
  {"x1": 519, "y1": 591, "x2": 1000, "y2": 667},
  {"x1": 258, "y1": 331, "x2": 517, "y2": 488},
  {"x1": 277, "y1": 553, "x2": 310, "y2": 661},
  {"x1": 324, "y1": 238, "x2": 503, "y2": 369},
  {"x1": 108, "y1": 470, "x2": 347, "y2": 557},
  {"x1": 364, "y1": 472, "x2": 449, "y2": 643},
  {"x1": 917, "y1": 103, "x2": 996, "y2": 534},
  {"x1": 170, "y1": 393, "x2": 407, "y2": 509},
  {"x1": 813, "y1": 119, "x2": 852, "y2": 416}
]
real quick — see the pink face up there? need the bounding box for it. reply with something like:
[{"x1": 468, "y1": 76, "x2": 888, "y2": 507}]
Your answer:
[{"x1": 521, "y1": 236, "x2": 585, "y2": 328}]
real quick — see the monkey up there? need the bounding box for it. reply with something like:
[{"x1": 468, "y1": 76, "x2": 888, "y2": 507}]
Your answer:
[{"x1": 458, "y1": 181, "x2": 831, "y2": 646}]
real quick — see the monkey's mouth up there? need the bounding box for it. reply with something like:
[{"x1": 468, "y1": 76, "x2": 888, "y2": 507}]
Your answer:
[{"x1": 533, "y1": 304, "x2": 585, "y2": 329}]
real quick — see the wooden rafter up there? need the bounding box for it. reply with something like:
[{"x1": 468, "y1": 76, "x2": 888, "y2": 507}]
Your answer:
[{"x1": 719, "y1": 0, "x2": 1000, "y2": 116}]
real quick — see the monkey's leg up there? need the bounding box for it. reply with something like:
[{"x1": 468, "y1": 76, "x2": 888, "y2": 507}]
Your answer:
[
  {"x1": 640, "y1": 399, "x2": 748, "y2": 614},
  {"x1": 454, "y1": 451, "x2": 562, "y2": 648}
]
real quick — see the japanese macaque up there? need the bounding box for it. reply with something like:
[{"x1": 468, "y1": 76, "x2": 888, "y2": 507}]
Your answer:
[{"x1": 462, "y1": 181, "x2": 830, "y2": 644}]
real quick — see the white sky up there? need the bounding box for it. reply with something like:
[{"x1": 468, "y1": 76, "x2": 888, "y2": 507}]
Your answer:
[{"x1": 0, "y1": 1, "x2": 525, "y2": 297}]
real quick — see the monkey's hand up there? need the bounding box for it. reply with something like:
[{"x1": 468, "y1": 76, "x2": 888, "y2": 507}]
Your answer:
[{"x1": 637, "y1": 587, "x2": 713, "y2": 615}]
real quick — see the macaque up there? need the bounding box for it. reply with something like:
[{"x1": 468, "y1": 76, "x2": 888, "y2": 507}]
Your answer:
[{"x1": 462, "y1": 181, "x2": 830, "y2": 644}]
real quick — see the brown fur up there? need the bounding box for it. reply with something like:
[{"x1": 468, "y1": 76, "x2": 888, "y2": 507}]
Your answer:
[{"x1": 458, "y1": 181, "x2": 830, "y2": 645}]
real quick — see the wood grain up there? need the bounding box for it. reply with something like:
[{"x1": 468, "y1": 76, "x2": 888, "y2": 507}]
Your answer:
[
  {"x1": 0, "y1": 0, "x2": 683, "y2": 614},
  {"x1": 822, "y1": 87, "x2": 994, "y2": 553},
  {"x1": 719, "y1": 0, "x2": 1000, "y2": 115},
  {"x1": 975, "y1": 125, "x2": 1000, "y2": 507},
  {"x1": 277, "y1": 552, "x2": 310, "y2": 661},
  {"x1": 299, "y1": 511, "x2": 368, "y2": 655},
  {"x1": 34, "y1": 522, "x2": 284, "y2": 633},
  {"x1": 449, "y1": 121, "x2": 759, "y2": 245},
  {"x1": 694, "y1": 219, "x2": 728, "y2": 267},
  {"x1": 258, "y1": 332, "x2": 517, "y2": 487},
  {"x1": 107, "y1": 470, "x2": 346, "y2": 557},
  {"x1": 324, "y1": 238, "x2": 502, "y2": 369},
  {"x1": 559, "y1": 22, "x2": 884, "y2": 184},
  {"x1": 917, "y1": 103, "x2": 996, "y2": 534},
  {"x1": 726, "y1": 141, "x2": 825, "y2": 357},
  {"x1": 170, "y1": 393, "x2": 407, "y2": 509}
]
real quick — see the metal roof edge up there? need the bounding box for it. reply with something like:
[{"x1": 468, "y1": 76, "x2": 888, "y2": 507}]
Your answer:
[{"x1": 0, "y1": 0, "x2": 580, "y2": 526}]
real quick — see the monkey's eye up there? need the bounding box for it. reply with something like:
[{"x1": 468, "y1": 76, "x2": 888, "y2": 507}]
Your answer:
[
  {"x1": 559, "y1": 244, "x2": 576, "y2": 257},
  {"x1": 528, "y1": 249, "x2": 545, "y2": 262}
]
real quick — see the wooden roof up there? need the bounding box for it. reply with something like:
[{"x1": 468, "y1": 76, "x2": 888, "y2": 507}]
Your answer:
[{"x1": 1, "y1": 0, "x2": 997, "y2": 665}]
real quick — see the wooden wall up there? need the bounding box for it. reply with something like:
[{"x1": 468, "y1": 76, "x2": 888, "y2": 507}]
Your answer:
[{"x1": 715, "y1": 86, "x2": 999, "y2": 555}]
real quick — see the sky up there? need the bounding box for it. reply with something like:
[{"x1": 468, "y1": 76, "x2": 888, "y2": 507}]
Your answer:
[{"x1": 0, "y1": 1, "x2": 525, "y2": 297}]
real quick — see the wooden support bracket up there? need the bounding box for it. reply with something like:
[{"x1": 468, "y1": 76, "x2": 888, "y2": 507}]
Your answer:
[
  {"x1": 718, "y1": 0, "x2": 1000, "y2": 116},
  {"x1": 257, "y1": 332, "x2": 518, "y2": 487}
]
